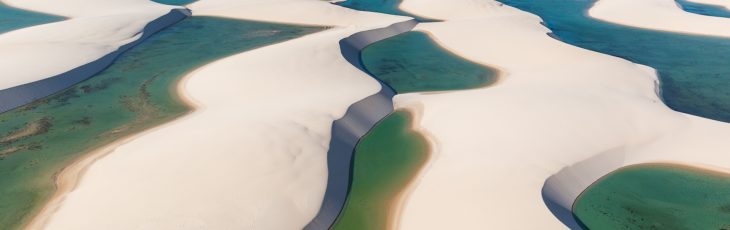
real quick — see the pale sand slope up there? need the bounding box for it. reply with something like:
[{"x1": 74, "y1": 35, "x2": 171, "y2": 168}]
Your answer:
[
  {"x1": 0, "y1": 0, "x2": 179, "y2": 90},
  {"x1": 392, "y1": 0, "x2": 730, "y2": 229},
  {"x1": 590, "y1": 0, "x2": 730, "y2": 37},
  {"x1": 36, "y1": 1, "x2": 409, "y2": 229}
]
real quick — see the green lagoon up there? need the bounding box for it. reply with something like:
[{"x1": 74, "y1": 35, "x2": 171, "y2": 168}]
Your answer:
[
  {"x1": 361, "y1": 31, "x2": 497, "y2": 93},
  {"x1": 0, "y1": 16, "x2": 321, "y2": 230},
  {"x1": 574, "y1": 164, "x2": 730, "y2": 229},
  {"x1": 332, "y1": 111, "x2": 428, "y2": 230},
  {"x1": 0, "y1": 2, "x2": 63, "y2": 34},
  {"x1": 330, "y1": 30, "x2": 498, "y2": 229}
]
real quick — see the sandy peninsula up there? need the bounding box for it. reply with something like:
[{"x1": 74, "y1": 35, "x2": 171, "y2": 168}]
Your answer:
[
  {"x1": 29, "y1": 0, "x2": 411, "y2": 229},
  {"x1": 590, "y1": 0, "x2": 730, "y2": 37}
]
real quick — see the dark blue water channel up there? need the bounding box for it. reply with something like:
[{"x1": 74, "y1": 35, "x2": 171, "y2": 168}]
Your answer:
[
  {"x1": 0, "y1": 3, "x2": 63, "y2": 34},
  {"x1": 500, "y1": 0, "x2": 730, "y2": 123}
]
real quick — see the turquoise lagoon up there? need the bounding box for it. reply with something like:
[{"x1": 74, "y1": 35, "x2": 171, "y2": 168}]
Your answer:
[
  {"x1": 498, "y1": 0, "x2": 730, "y2": 228},
  {"x1": 499, "y1": 0, "x2": 730, "y2": 123},
  {"x1": 361, "y1": 31, "x2": 497, "y2": 93},
  {"x1": 336, "y1": 0, "x2": 438, "y2": 22},
  {"x1": 0, "y1": 16, "x2": 321, "y2": 230},
  {"x1": 151, "y1": 0, "x2": 198, "y2": 6},
  {"x1": 0, "y1": 3, "x2": 63, "y2": 34},
  {"x1": 676, "y1": 0, "x2": 730, "y2": 18}
]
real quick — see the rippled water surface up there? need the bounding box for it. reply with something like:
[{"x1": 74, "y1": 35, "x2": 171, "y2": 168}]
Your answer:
[{"x1": 574, "y1": 164, "x2": 730, "y2": 229}]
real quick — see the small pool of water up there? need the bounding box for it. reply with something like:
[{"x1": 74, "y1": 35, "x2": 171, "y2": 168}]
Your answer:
[
  {"x1": 574, "y1": 164, "x2": 730, "y2": 229},
  {"x1": 0, "y1": 3, "x2": 63, "y2": 34},
  {"x1": 151, "y1": 0, "x2": 198, "y2": 6},
  {"x1": 676, "y1": 0, "x2": 730, "y2": 18},
  {"x1": 361, "y1": 31, "x2": 497, "y2": 93},
  {"x1": 335, "y1": 0, "x2": 438, "y2": 22},
  {"x1": 331, "y1": 110, "x2": 428, "y2": 230},
  {"x1": 0, "y1": 16, "x2": 321, "y2": 230}
]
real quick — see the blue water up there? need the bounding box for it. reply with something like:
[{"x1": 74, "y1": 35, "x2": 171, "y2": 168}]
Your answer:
[
  {"x1": 336, "y1": 0, "x2": 439, "y2": 22},
  {"x1": 0, "y1": 3, "x2": 63, "y2": 34},
  {"x1": 499, "y1": 0, "x2": 730, "y2": 123},
  {"x1": 676, "y1": 0, "x2": 730, "y2": 18},
  {"x1": 151, "y1": 0, "x2": 197, "y2": 6}
]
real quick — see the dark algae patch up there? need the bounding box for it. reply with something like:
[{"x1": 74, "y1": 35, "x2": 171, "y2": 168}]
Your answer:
[
  {"x1": 0, "y1": 16, "x2": 322, "y2": 230},
  {"x1": 0, "y1": 2, "x2": 63, "y2": 34},
  {"x1": 361, "y1": 31, "x2": 497, "y2": 93},
  {"x1": 574, "y1": 164, "x2": 730, "y2": 230},
  {"x1": 499, "y1": 0, "x2": 730, "y2": 123},
  {"x1": 331, "y1": 110, "x2": 428, "y2": 230}
]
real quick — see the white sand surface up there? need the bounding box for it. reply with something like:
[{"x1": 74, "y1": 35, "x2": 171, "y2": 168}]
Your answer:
[
  {"x1": 0, "y1": 0, "x2": 179, "y2": 91},
  {"x1": 391, "y1": 0, "x2": 730, "y2": 229},
  {"x1": 33, "y1": 1, "x2": 410, "y2": 229},
  {"x1": 590, "y1": 0, "x2": 730, "y2": 37}
]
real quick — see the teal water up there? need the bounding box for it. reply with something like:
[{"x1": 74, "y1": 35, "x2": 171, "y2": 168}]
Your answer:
[
  {"x1": 676, "y1": 0, "x2": 730, "y2": 18},
  {"x1": 151, "y1": 0, "x2": 197, "y2": 6},
  {"x1": 499, "y1": 0, "x2": 730, "y2": 123},
  {"x1": 361, "y1": 31, "x2": 497, "y2": 93},
  {"x1": 574, "y1": 164, "x2": 730, "y2": 229},
  {"x1": 0, "y1": 3, "x2": 63, "y2": 34},
  {"x1": 0, "y1": 16, "x2": 321, "y2": 230},
  {"x1": 336, "y1": 0, "x2": 438, "y2": 22}
]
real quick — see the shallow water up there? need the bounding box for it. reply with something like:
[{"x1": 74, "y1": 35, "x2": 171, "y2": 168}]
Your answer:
[
  {"x1": 676, "y1": 0, "x2": 730, "y2": 18},
  {"x1": 0, "y1": 16, "x2": 321, "y2": 230},
  {"x1": 499, "y1": 0, "x2": 730, "y2": 122},
  {"x1": 573, "y1": 164, "x2": 730, "y2": 229},
  {"x1": 331, "y1": 111, "x2": 428, "y2": 230},
  {"x1": 361, "y1": 31, "x2": 497, "y2": 93},
  {"x1": 335, "y1": 0, "x2": 438, "y2": 22},
  {"x1": 151, "y1": 0, "x2": 197, "y2": 6},
  {"x1": 0, "y1": 3, "x2": 63, "y2": 34}
]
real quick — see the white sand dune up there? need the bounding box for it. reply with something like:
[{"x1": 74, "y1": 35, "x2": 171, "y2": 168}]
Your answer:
[
  {"x1": 390, "y1": 0, "x2": 730, "y2": 229},
  {"x1": 32, "y1": 1, "x2": 410, "y2": 229},
  {"x1": 0, "y1": 0, "x2": 182, "y2": 112},
  {"x1": 590, "y1": 0, "x2": 730, "y2": 37}
]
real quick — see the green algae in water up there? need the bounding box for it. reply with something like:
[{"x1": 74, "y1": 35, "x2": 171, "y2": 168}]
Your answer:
[
  {"x1": 361, "y1": 31, "x2": 497, "y2": 93},
  {"x1": 0, "y1": 16, "x2": 322, "y2": 230},
  {"x1": 573, "y1": 164, "x2": 730, "y2": 230},
  {"x1": 151, "y1": 0, "x2": 197, "y2": 6},
  {"x1": 0, "y1": 2, "x2": 63, "y2": 34},
  {"x1": 336, "y1": 0, "x2": 438, "y2": 22},
  {"x1": 499, "y1": 0, "x2": 730, "y2": 123},
  {"x1": 331, "y1": 110, "x2": 428, "y2": 230}
]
